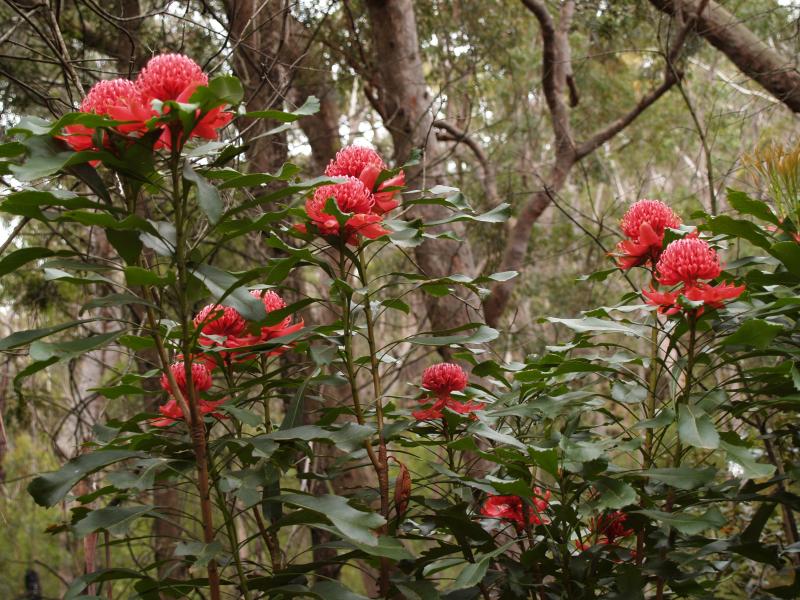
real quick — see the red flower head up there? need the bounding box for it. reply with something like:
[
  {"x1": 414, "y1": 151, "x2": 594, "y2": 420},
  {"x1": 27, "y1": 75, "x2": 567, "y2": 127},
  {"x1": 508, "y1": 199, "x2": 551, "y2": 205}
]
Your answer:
[
  {"x1": 61, "y1": 79, "x2": 151, "y2": 152},
  {"x1": 159, "y1": 361, "x2": 213, "y2": 395},
  {"x1": 325, "y1": 145, "x2": 405, "y2": 214},
  {"x1": 422, "y1": 363, "x2": 468, "y2": 397},
  {"x1": 593, "y1": 511, "x2": 634, "y2": 544},
  {"x1": 655, "y1": 236, "x2": 721, "y2": 286},
  {"x1": 643, "y1": 281, "x2": 745, "y2": 316},
  {"x1": 194, "y1": 304, "x2": 247, "y2": 347},
  {"x1": 305, "y1": 178, "x2": 389, "y2": 244},
  {"x1": 480, "y1": 488, "x2": 551, "y2": 529},
  {"x1": 614, "y1": 199, "x2": 681, "y2": 270},
  {"x1": 136, "y1": 53, "x2": 207, "y2": 102},
  {"x1": 135, "y1": 54, "x2": 233, "y2": 148}
]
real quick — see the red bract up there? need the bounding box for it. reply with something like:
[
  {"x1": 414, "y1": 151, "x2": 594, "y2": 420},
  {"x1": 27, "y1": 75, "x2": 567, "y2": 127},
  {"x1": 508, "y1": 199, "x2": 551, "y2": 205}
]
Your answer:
[
  {"x1": 135, "y1": 53, "x2": 233, "y2": 148},
  {"x1": 159, "y1": 361, "x2": 213, "y2": 395},
  {"x1": 655, "y1": 236, "x2": 721, "y2": 286},
  {"x1": 643, "y1": 281, "x2": 745, "y2": 316},
  {"x1": 305, "y1": 178, "x2": 389, "y2": 244},
  {"x1": 325, "y1": 145, "x2": 405, "y2": 214},
  {"x1": 411, "y1": 396, "x2": 482, "y2": 421},
  {"x1": 61, "y1": 79, "x2": 151, "y2": 152},
  {"x1": 152, "y1": 397, "x2": 225, "y2": 427},
  {"x1": 593, "y1": 511, "x2": 634, "y2": 544},
  {"x1": 613, "y1": 199, "x2": 681, "y2": 270},
  {"x1": 194, "y1": 304, "x2": 247, "y2": 347},
  {"x1": 481, "y1": 488, "x2": 551, "y2": 529},
  {"x1": 221, "y1": 290, "x2": 303, "y2": 358},
  {"x1": 422, "y1": 363, "x2": 468, "y2": 396}
]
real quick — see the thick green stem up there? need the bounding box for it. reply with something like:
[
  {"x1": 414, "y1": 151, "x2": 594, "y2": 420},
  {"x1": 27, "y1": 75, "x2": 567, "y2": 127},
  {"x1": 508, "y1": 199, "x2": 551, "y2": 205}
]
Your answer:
[{"x1": 170, "y1": 146, "x2": 222, "y2": 600}]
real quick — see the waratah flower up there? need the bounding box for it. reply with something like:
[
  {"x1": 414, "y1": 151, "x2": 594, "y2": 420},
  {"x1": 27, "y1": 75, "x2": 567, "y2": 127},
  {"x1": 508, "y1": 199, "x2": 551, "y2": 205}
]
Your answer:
[
  {"x1": 304, "y1": 178, "x2": 389, "y2": 244},
  {"x1": 422, "y1": 363, "x2": 469, "y2": 397},
  {"x1": 655, "y1": 236, "x2": 721, "y2": 286},
  {"x1": 152, "y1": 396, "x2": 225, "y2": 427},
  {"x1": 593, "y1": 511, "x2": 634, "y2": 544},
  {"x1": 613, "y1": 199, "x2": 681, "y2": 270},
  {"x1": 325, "y1": 145, "x2": 405, "y2": 214},
  {"x1": 60, "y1": 79, "x2": 151, "y2": 152},
  {"x1": 194, "y1": 304, "x2": 247, "y2": 347},
  {"x1": 159, "y1": 361, "x2": 213, "y2": 395},
  {"x1": 135, "y1": 53, "x2": 233, "y2": 148},
  {"x1": 480, "y1": 488, "x2": 551, "y2": 529}
]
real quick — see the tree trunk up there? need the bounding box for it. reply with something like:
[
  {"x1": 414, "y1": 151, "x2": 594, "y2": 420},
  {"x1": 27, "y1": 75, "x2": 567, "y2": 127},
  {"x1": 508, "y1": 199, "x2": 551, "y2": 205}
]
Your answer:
[{"x1": 364, "y1": 0, "x2": 483, "y2": 349}]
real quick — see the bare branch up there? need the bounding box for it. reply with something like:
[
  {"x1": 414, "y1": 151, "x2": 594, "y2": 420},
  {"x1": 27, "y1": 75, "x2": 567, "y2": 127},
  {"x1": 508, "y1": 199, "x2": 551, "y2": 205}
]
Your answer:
[
  {"x1": 650, "y1": 0, "x2": 800, "y2": 113},
  {"x1": 433, "y1": 119, "x2": 499, "y2": 206}
]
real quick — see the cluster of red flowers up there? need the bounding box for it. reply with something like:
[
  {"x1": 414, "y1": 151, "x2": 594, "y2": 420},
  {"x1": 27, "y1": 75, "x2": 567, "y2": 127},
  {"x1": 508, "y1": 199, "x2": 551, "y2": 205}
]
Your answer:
[
  {"x1": 154, "y1": 289, "x2": 302, "y2": 426},
  {"x1": 298, "y1": 145, "x2": 404, "y2": 245},
  {"x1": 480, "y1": 488, "x2": 551, "y2": 529},
  {"x1": 411, "y1": 362, "x2": 482, "y2": 421},
  {"x1": 642, "y1": 235, "x2": 745, "y2": 316},
  {"x1": 61, "y1": 53, "x2": 232, "y2": 153},
  {"x1": 614, "y1": 199, "x2": 744, "y2": 316}
]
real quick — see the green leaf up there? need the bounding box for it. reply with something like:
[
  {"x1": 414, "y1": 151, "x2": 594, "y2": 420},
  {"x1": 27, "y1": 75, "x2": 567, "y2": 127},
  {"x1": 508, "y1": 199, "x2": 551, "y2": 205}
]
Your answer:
[
  {"x1": 190, "y1": 75, "x2": 244, "y2": 107},
  {"x1": 769, "y1": 241, "x2": 800, "y2": 276},
  {"x1": 409, "y1": 325, "x2": 499, "y2": 346},
  {"x1": 0, "y1": 320, "x2": 89, "y2": 351},
  {"x1": 244, "y1": 95, "x2": 320, "y2": 122},
  {"x1": 124, "y1": 266, "x2": 174, "y2": 287},
  {"x1": 548, "y1": 316, "x2": 646, "y2": 338},
  {"x1": 719, "y1": 432, "x2": 776, "y2": 480},
  {"x1": 723, "y1": 319, "x2": 783, "y2": 349},
  {"x1": 636, "y1": 507, "x2": 726, "y2": 535},
  {"x1": 633, "y1": 408, "x2": 675, "y2": 430},
  {"x1": 592, "y1": 477, "x2": 636, "y2": 509},
  {"x1": 28, "y1": 450, "x2": 141, "y2": 507},
  {"x1": 0, "y1": 247, "x2": 73, "y2": 278},
  {"x1": 611, "y1": 381, "x2": 648, "y2": 404},
  {"x1": 640, "y1": 467, "x2": 717, "y2": 490},
  {"x1": 184, "y1": 163, "x2": 223, "y2": 224},
  {"x1": 105, "y1": 229, "x2": 143, "y2": 264},
  {"x1": 310, "y1": 581, "x2": 369, "y2": 600},
  {"x1": 174, "y1": 540, "x2": 225, "y2": 568},
  {"x1": 29, "y1": 330, "x2": 124, "y2": 362},
  {"x1": 703, "y1": 214, "x2": 771, "y2": 249},
  {"x1": 451, "y1": 559, "x2": 489, "y2": 590},
  {"x1": 278, "y1": 493, "x2": 385, "y2": 546},
  {"x1": 73, "y1": 505, "x2": 154, "y2": 537},
  {"x1": 192, "y1": 264, "x2": 266, "y2": 321},
  {"x1": 727, "y1": 189, "x2": 780, "y2": 225},
  {"x1": 264, "y1": 423, "x2": 374, "y2": 453},
  {"x1": 678, "y1": 403, "x2": 719, "y2": 449},
  {"x1": 10, "y1": 135, "x2": 106, "y2": 181},
  {"x1": 81, "y1": 293, "x2": 155, "y2": 312}
]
